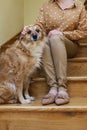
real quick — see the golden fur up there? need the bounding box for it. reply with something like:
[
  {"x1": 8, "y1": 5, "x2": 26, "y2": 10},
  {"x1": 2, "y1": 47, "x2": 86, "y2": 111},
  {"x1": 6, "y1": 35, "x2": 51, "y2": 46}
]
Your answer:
[{"x1": 0, "y1": 25, "x2": 46, "y2": 104}]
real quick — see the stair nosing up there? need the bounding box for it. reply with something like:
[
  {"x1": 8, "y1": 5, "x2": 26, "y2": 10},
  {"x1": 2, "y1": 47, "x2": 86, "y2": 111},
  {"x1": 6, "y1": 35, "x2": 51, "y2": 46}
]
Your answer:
[
  {"x1": 79, "y1": 43, "x2": 87, "y2": 47},
  {"x1": 0, "y1": 105, "x2": 87, "y2": 112},
  {"x1": 31, "y1": 76, "x2": 87, "y2": 82},
  {"x1": 67, "y1": 76, "x2": 87, "y2": 81},
  {"x1": 68, "y1": 57, "x2": 87, "y2": 62}
]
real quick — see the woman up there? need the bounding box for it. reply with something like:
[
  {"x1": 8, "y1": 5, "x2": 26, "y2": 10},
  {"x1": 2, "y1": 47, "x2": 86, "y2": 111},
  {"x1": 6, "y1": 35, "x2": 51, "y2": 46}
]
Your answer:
[{"x1": 23, "y1": 0, "x2": 87, "y2": 105}]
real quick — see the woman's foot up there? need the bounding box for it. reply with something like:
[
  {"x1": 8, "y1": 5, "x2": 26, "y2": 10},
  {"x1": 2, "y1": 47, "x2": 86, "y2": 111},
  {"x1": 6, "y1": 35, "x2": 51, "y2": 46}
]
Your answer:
[
  {"x1": 55, "y1": 86, "x2": 70, "y2": 105},
  {"x1": 42, "y1": 87, "x2": 57, "y2": 105}
]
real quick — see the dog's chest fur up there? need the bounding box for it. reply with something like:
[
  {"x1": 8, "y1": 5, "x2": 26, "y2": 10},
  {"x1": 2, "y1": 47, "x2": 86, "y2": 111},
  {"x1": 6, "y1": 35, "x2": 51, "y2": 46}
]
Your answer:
[{"x1": 0, "y1": 40, "x2": 44, "y2": 82}]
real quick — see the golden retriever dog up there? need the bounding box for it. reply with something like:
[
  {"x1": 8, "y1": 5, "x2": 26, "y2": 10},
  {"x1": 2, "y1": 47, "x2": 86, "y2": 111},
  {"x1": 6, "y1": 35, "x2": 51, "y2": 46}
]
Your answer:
[{"x1": 0, "y1": 25, "x2": 46, "y2": 104}]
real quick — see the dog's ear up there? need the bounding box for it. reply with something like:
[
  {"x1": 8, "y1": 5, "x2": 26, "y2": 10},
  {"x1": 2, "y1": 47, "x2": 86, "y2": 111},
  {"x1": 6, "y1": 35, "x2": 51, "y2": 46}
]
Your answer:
[
  {"x1": 37, "y1": 25, "x2": 46, "y2": 36},
  {"x1": 42, "y1": 30, "x2": 46, "y2": 36},
  {"x1": 35, "y1": 24, "x2": 46, "y2": 36},
  {"x1": 19, "y1": 35, "x2": 25, "y2": 41},
  {"x1": 35, "y1": 24, "x2": 44, "y2": 30}
]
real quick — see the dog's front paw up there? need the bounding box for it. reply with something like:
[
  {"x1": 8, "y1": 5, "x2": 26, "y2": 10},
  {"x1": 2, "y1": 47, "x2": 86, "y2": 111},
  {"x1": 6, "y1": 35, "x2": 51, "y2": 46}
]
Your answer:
[
  {"x1": 8, "y1": 99, "x2": 18, "y2": 104},
  {"x1": 21, "y1": 99, "x2": 31, "y2": 104},
  {"x1": 25, "y1": 95, "x2": 31, "y2": 100},
  {"x1": 30, "y1": 96, "x2": 35, "y2": 101},
  {"x1": 25, "y1": 95, "x2": 35, "y2": 101}
]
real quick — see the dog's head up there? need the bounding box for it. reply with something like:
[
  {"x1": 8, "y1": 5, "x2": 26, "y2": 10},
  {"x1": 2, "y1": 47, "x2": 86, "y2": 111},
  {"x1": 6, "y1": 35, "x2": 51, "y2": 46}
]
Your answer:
[
  {"x1": 20, "y1": 25, "x2": 46, "y2": 42},
  {"x1": 19, "y1": 25, "x2": 46, "y2": 56}
]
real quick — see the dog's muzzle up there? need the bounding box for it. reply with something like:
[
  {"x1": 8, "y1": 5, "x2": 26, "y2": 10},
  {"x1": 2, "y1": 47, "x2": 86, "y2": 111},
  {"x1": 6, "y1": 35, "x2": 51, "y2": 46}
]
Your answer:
[{"x1": 31, "y1": 34, "x2": 38, "y2": 41}]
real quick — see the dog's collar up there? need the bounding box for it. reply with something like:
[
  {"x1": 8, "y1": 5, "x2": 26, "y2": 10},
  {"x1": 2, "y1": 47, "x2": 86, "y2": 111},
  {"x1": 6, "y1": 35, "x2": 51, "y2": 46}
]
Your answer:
[{"x1": 18, "y1": 41, "x2": 30, "y2": 56}]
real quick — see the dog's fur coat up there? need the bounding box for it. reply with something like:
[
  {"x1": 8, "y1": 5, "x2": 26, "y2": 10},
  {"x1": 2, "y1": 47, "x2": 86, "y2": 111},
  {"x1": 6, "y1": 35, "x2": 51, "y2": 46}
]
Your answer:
[{"x1": 0, "y1": 25, "x2": 46, "y2": 104}]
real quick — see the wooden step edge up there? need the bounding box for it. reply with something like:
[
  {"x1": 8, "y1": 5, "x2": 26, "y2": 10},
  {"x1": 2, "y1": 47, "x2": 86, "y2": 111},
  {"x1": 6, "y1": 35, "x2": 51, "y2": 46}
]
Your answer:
[
  {"x1": 67, "y1": 76, "x2": 87, "y2": 81},
  {"x1": 79, "y1": 43, "x2": 87, "y2": 47},
  {"x1": 0, "y1": 105, "x2": 87, "y2": 112},
  {"x1": 68, "y1": 57, "x2": 87, "y2": 62},
  {"x1": 32, "y1": 76, "x2": 87, "y2": 82}
]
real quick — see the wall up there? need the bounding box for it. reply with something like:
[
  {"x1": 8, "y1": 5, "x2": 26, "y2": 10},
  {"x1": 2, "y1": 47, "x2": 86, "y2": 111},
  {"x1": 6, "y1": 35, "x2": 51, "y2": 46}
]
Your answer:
[
  {"x1": 0, "y1": 0, "x2": 24, "y2": 44},
  {"x1": 24, "y1": 0, "x2": 45, "y2": 25}
]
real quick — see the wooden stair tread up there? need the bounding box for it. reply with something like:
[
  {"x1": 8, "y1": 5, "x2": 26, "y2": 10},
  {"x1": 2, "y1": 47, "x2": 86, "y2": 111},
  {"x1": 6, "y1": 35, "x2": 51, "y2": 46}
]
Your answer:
[
  {"x1": 32, "y1": 76, "x2": 87, "y2": 82},
  {"x1": 67, "y1": 76, "x2": 87, "y2": 81},
  {"x1": 68, "y1": 57, "x2": 87, "y2": 62},
  {"x1": 0, "y1": 97, "x2": 87, "y2": 112},
  {"x1": 79, "y1": 43, "x2": 87, "y2": 46}
]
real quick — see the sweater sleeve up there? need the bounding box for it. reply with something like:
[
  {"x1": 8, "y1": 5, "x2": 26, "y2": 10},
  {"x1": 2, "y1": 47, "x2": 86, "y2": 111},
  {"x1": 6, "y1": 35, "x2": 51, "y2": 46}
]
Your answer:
[{"x1": 63, "y1": 6, "x2": 87, "y2": 41}]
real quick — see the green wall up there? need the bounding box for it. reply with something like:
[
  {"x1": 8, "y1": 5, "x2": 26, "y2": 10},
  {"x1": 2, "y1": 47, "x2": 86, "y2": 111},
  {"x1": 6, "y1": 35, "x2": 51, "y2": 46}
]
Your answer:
[
  {"x1": 0, "y1": 0, "x2": 24, "y2": 44},
  {"x1": 24, "y1": 0, "x2": 45, "y2": 25}
]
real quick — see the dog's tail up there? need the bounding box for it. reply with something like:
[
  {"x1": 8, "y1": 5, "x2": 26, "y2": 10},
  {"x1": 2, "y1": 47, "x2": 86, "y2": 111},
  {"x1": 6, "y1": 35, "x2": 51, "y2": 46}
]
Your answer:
[{"x1": 0, "y1": 83, "x2": 17, "y2": 104}]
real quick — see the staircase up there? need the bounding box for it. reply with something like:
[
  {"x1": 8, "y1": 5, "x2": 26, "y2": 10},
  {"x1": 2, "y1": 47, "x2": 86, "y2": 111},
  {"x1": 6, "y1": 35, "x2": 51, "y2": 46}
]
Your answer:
[{"x1": 0, "y1": 40, "x2": 87, "y2": 130}]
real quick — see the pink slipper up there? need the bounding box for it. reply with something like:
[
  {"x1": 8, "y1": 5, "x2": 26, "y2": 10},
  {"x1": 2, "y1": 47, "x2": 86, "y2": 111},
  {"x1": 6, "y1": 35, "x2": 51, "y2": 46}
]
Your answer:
[
  {"x1": 42, "y1": 89, "x2": 57, "y2": 105},
  {"x1": 55, "y1": 88, "x2": 70, "y2": 105}
]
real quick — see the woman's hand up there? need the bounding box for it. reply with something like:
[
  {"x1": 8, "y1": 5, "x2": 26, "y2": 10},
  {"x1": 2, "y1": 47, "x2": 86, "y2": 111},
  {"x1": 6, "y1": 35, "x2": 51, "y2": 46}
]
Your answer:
[
  {"x1": 21, "y1": 26, "x2": 29, "y2": 35},
  {"x1": 48, "y1": 30, "x2": 63, "y2": 38}
]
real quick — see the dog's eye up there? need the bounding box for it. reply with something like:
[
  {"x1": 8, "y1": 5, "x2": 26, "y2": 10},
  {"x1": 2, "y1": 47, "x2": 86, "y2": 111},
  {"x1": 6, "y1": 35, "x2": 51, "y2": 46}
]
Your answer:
[
  {"x1": 27, "y1": 30, "x2": 31, "y2": 34},
  {"x1": 36, "y1": 29, "x2": 40, "y2": 33}
]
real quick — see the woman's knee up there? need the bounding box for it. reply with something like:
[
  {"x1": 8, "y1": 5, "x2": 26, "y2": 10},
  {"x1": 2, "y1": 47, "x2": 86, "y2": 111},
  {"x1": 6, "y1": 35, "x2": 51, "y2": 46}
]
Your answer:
[
  {"x1": 49, "y1": 34, "x2": 64, "y2": 44},
  {"x1": 48, "y1": 34, "x2": 65, "y2": 49}
]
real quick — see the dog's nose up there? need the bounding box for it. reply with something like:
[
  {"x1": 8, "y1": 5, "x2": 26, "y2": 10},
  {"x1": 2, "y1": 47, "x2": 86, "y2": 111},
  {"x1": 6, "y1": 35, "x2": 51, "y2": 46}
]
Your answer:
[{"x1": 32, "y1": 34, "x2": 37, "y2": 41}]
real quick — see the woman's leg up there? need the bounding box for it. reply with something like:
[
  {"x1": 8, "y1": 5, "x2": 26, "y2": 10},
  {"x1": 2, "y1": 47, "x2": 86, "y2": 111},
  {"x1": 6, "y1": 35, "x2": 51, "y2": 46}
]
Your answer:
[
  {"x1": 42, "y1": 41, "x2": 58, "y2": 105},
  {"x1": 42, "y1": 34, "x2": 79, "y2": 105},
  {"x1": 49, "y1": 34, "x2": 79, "y2": 105}
]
